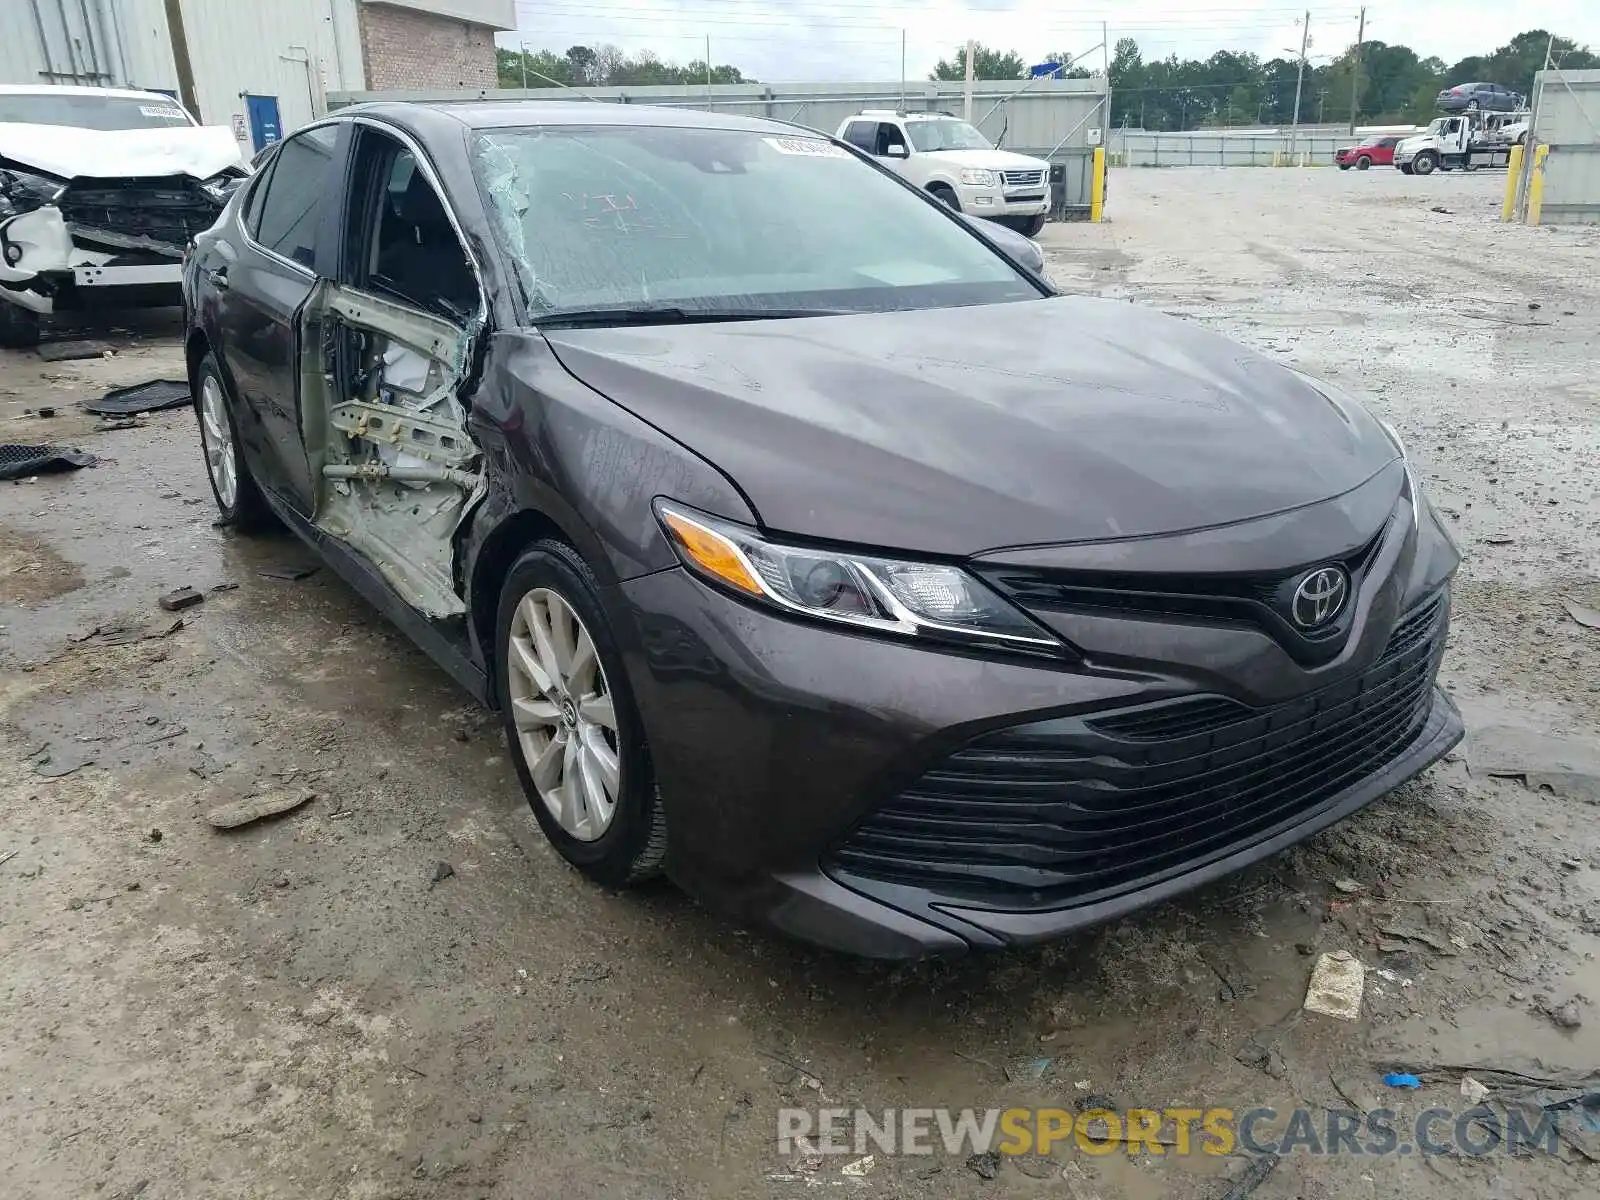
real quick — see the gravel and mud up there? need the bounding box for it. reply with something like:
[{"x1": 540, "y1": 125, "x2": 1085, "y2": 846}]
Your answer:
[{"x1": 3, "y1": 166, "x2": 1598, "y2": 1199}]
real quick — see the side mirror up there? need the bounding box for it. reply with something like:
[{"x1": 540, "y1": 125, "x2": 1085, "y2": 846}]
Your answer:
[
  {"x1": 884, "y1": 143, "x2": 909, "y2": 159},
  {"x1": 962, "y1": 214, "x2": 1046, "y2": 276}
]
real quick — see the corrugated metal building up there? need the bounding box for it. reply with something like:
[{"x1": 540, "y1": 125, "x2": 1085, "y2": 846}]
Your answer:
[
  {"x1": 0, "y1": 0, "x2": 513, "y2": 151},
  {"x1": 1526, "y1": 68, "x2": 1600, "y2": 225}
]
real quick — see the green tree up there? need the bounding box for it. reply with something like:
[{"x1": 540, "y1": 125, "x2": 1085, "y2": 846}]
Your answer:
[{"x1": 930, "y1": 43, "x2": 1028, "y2": 81}]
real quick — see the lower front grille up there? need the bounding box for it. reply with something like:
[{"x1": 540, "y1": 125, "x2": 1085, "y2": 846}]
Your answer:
[
  {"x1": 58, "y1": 177, "x2": 223, "y2": 253},
  {"x1": 828, "y1": 594, "x2": 1447, "y2": 910}
]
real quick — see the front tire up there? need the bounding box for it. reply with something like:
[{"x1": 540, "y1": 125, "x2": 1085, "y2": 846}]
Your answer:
[
  {"x1": 496, "y1": 540, "x2": 667, "y2": 886},
  {"x1": 928, "y1": 184, "x2": 961, "y2": 212},
  {"x1": 1357, "y1": 156, "x2": 1372, "y2": 170},
  {"x1": 0, "y1": 301, "x2": 41, "y2": 349},
  {"x1": 194, "y1": 352, "x2": 274, "y2": 531},
  {"x1": 1412, "y1": 152, "x2": 1438, "y2": 176}
]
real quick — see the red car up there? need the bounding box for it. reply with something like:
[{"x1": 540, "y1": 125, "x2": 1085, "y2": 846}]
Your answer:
[{"x1": 1336, "y1": 136, "x2": 1402, "y2": 170}]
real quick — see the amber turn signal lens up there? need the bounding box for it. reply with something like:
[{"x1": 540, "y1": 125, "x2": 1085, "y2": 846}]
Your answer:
[{"x1": 660, "y1": 509, "x2": 764, "y2": 597}]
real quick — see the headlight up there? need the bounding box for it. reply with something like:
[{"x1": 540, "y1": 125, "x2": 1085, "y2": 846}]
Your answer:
[
  {"x1": 655, "y1": 501, "x2": 1061, "y2": 653},
  {"x1": 0, "y1": 167, "x2": 63, "y2": 215},
  {"x1": 199, "y1": 172, "x2": 245, "y2": 203},
  {"x1": 959, "y1": 169, "x2": 996, "y2": 187}
]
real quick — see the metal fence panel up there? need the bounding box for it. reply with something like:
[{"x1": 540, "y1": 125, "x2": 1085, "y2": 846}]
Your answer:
[
  {"x1": 1107, "y1": 130, "x2": 1348, "y2": 167},
  {"x1": 329, "y1": 78, "x2": 1108, "y2": 210},
  {"x1": 1531, "y1": 69, "x2": 1600, "y2": 224}
]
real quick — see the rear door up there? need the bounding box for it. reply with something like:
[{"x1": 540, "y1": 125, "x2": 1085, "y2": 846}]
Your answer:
[{"x1": 218, "y1": 123, "x2": 344, "y2": 513}]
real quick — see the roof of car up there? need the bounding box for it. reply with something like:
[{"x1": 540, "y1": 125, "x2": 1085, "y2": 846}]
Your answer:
[
  {"x1": 0, "y1": 83, "x2": 180, "y2": 101},
  {"x1": 339, "y1": 99, "x2": 808, "y2": 139}
]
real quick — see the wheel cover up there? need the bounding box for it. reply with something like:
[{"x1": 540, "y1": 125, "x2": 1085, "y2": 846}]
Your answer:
[
  {"x1": 199, "y1": 374, "x2": 238, "y2": 509},
  {"x1": 506, "y1": 587, "x2": 621, "y2": 842}
]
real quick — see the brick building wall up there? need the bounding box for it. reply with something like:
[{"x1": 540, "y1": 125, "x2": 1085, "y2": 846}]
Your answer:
[{"x1": 358, "y1": 2, "x2": 498, "y2": 90}]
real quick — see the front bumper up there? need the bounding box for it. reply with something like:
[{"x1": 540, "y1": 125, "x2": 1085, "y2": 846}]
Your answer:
[
  {"x1": 1, "y1": 202, "x2": 189, "y2": 315},
  {"x1": 957, "y1": 184, "x2": 1049, "y2": 216},
  {"x1": 614, "y1": 488, "x2": 1462, "y2": 956}
]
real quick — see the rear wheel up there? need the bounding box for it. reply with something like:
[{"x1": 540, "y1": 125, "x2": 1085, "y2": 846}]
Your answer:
[
  {"x1": 1412, "y1": 151, "x2": 1438, "y2": 176},
  {"x1": 195, "y1": 352, "x2": 274, "y2": 531},
  {"x1": 1356, "y1": 155, "x2": 1372, "y2": 170},
  {"x1": 928, "y1": 184, "x2": 961, "y2": 212},
  {"x1": 1466, "y1": 98, "x2": 1480, "y2": 111},
  {"x1": 497, "y1": 540, "x2": 667, "y2": 886},
  {"x1": 0, "y1": 301, "x2": 41, "y2": 349}
]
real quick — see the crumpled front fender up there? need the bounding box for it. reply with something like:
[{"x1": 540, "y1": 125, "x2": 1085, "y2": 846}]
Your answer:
[{"x1": 0, "y1": 205, "x2": 72, "y2": 285}]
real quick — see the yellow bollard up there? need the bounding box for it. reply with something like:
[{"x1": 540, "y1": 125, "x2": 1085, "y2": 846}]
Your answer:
[
  {"x1": 1528, "y1": 144, "x2": 1549, "y2": 226},
  {"x1": 1502, "y1": 144, "x2": 1523, "y2": 221},
  {"x1": 1090, "y1": 146, "x2": 1105, "y2": 223}
]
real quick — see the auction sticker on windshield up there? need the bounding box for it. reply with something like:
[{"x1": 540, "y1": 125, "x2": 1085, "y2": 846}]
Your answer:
[{"x1": 764, "y1": 136, "x2": 849, "y2": 158}]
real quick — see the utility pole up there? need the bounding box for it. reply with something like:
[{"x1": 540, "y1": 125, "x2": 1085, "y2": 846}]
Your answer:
[
  {"x1": 1102, "y1": 20, "x2": 1111, "y2": 134},
  {"x1": 160, "y1": 0, "x2": 199, "y2": 118},
  {"x1": 705, "y1": 34, "x2": 712, "y2": 91},
  {"x1": 1515, "y1": 33, "x2": 1556, "y2": 220},
  {"x1": 519, "y1": 41, "x2": 528, "y2": 89},
  {"x1": 1288, "y1": 11, "x2": 1310, "y2": 163},
  {"x1": 963, "y1": 38, "x2": 975, "y2": 120},
  {"x1": 1347, "y1": 6, "x2": 1365, "y2": 135},
  {"x1": 900, "y1": 29, "x2": 906, "y2": 110}
]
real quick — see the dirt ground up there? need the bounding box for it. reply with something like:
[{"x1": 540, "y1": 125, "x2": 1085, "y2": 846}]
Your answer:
[{"x1": 3, "y1": 167, "x2": 1598, "y2": 1200}]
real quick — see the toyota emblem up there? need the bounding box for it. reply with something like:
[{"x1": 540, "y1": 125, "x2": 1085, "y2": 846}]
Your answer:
[{"x1": 1291, "y1": 566, "x2": 1348, "y2": 629}]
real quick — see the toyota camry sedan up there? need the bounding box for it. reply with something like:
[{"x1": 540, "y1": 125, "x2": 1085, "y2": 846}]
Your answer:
[{"x1": 182, "y1": 101, "x2": 1463, "y2": 957}]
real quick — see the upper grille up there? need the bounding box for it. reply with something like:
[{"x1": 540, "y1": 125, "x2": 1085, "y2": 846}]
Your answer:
[
  {"x1": 827, "y1": 594, "x2": 1447, "y2": 910},
  {"x1": 57, "y1": 177, "x2": 223, "y2": 253},
  {"x1": 1002, "y1": 169, "x2": 1046, "y2": 187},
  {"x1": 974, "y1": 524, "x2": 1389, "y2": 667}
]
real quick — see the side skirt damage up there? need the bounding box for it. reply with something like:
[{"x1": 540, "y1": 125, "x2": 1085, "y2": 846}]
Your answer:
[{"x1": 302, "y1": 285, "x2": 483, "y2": 619}]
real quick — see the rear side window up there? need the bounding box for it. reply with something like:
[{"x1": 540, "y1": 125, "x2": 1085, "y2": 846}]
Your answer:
[
  {"x1": 252, "y1": 125, "x2": 338, "y2": 269},
  {"x1": 842, "y1": 121, "x2": 875, "y2": 151}
]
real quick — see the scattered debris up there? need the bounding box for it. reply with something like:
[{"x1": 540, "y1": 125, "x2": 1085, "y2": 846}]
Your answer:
[
  {"x1": 1235, "y1": 1038, "x2": 1288, "y2": 1079},
  {"x1": 36, "y1": 339, "x2": 110, "y2": 362},
  {"x1": 1374, "y1": 968, "x2": 1415, "y2": 988},
  {"x1": 1528, "y1": 301, "x2": 1542, "y2": 310},
  {"x1": 1304, "y1": 950, "x2": 1365, "y2": 1020},
  {"x1": 258, "y1": 563, "x2": 320, "y2": 582},
  {"x1": 1539, "y1": 998, "x2": 1584, "y2": 1030},
  {"x1": 431, "y1": 861, "x2": 456, "y2": 885},
  {"x1": 1563, "y1": 599, "x2": 1600, "y2": 630},
  {"x1": 0, "y1": 848, "x2": 19, "y2": 868},
  {"x1": 1467, "y1": 725, "x2": 1600, "y2": 803},
  {"x1": 1461, "y1": 1075, "x2": 1491, "y2": 1104},
  {"x1": 1482, "y1": 534, "x2": 1515, "y2": 545},
  {"x1": 205, "y1": 789, "x2": 316, "y2": 830},
  {"x1": 0, "y1": 443, "x2": 96, "y2": 480},
  {"x1": 1384, "y1": 1072, "x2": 1422, "y2": 1089},
  {"x1": 211, "y1": 581, "x2": 239, "y2": 593},
  {"x1": 966, "y1": 1151, "x2": 1001, "y2": 1181},
  {"x1": 37, "y1": 406, "x2": 56, "y2": 418},
  {"x1": 841, "y1": 1155, "x2": 875, "y2": 1177},
  {"x1": 1333, "y1": 877, "x2": 1364, "y2": 893},
  {"x1": 1430, "y1": 205, "x2": 1452, "y2": 214},
  {"x1": 72, "y1": 617, "x2": 185, "y2": 646},
  {"x1": 84, "y1": 379, "x2": 191, "y2": 416},
  {"x1": 93, "y1": 418, "x2": 142, "y2": 432},
  {"x1": 158, "y1": 586, "x2": 205, "y2": 612},
  {"x1": 1378, "y1": 924, "x2": 1458, "y2": 956},
  {"x1": 146, "y1": 828, "x2": 162, "y2": 842},
  {"x1": 31, "y1": 746, "x2": 95, "y2": 778},
  {"x1": 1217, "y1": 1154, "x2": 1279, "y2": 1200}
]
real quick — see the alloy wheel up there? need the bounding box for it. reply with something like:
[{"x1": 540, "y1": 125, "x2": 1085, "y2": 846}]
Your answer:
[
  {"x1": 199, "y1": 374, "x2": 238, "y2": 509},
  {"x1": 505, "y1": 587, "x2": 621, "y2": 842}
]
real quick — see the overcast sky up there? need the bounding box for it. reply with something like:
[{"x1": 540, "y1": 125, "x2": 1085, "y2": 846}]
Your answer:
[{"x1": 498, "y1": 1, "x2": 1600, "y2": 82}]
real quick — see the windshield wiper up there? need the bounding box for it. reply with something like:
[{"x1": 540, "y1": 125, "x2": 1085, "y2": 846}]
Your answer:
[{"x1": 533, "y1": 306, "x2": 846, "y2": 329}]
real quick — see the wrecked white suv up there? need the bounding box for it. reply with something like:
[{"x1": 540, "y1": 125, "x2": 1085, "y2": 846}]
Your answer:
[{"x1": 0, "y1": 84, "x2": 248, "y2": 348}]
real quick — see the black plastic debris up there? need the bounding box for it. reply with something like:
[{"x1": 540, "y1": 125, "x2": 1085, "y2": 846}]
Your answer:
[
  {"x1": 84, "y1": 379, "x2": 191, "y2": 417},
  {"x1": 0, "y1": 443, "x2": 96, "y2": 481},
  {"x1": 257, "y1": 563, "x2": 320, "y2": 582},
  {"x1": 36, "y1": 339, "x2": 110, "y2": 362}
]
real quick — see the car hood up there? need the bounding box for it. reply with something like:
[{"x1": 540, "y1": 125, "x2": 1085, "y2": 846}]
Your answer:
[
  {"x1": 541, "y1": 297, "x2": 1400, "y2": 557},
  {"x1": 922, "y1": 147, "x2": 1048, "y2": 171},
  {"x1": 0, "y1": 122, "x2": 245, "y2": 180}
]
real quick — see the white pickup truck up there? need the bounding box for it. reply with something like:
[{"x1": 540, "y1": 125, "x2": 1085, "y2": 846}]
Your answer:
[
  {"x1": 835, "y1": 111, "x2": 1052, "y2": 235},
  {"x1": 1394, "y1": 110, "x2": 1529, "y2": 175}
]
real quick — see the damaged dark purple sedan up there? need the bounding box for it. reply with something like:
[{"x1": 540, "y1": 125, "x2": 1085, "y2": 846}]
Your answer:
[{"x1": 181, "y1": 101, "x2": 1463, "y2": 957}]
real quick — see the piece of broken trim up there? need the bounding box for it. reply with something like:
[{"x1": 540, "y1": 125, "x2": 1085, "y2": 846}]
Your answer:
[
  {"x1": 0, "y1": 444, "x2": 96, "y2": 480},
  {"x1": 85, "y1": 379, "x2": 191, "y2": 416}
]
